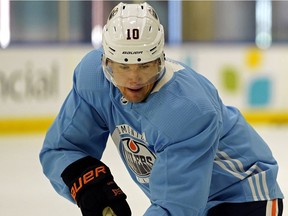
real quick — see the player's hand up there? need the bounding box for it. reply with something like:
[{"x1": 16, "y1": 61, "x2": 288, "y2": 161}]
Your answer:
[{"x1": 61, "y1": 156, "x2": 131, "y2": 216}]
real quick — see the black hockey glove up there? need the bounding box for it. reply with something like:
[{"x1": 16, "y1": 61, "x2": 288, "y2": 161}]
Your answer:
[{"x1": 61, "y1": 156, "x2": 131, "y2": 216}]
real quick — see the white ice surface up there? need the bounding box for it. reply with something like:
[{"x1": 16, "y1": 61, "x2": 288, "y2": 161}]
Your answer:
[{"x1": 0, "y1": 125, "x2": 286, "y2": 216}]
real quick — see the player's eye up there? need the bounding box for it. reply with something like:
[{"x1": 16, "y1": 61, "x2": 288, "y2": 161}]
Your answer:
[
  {"x1": 119, "y1": 65, "x2": 129, "y2": 70},
  {"x1": 140, "y1": 64, "x2": 150, "y2": 69}
]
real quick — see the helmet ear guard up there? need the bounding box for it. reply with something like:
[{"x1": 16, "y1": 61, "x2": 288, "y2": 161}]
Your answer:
[{"x1": 101, "y1": 55, "x2": 116, "y2": 86}]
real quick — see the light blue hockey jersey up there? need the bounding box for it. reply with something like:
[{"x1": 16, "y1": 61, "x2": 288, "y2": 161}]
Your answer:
[{"x1": 40, "y1": 48, "x2": 283, "y2": 216}]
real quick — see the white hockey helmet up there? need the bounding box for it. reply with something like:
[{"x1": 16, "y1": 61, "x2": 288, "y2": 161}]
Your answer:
[{"x1": 102, "y1": 2, "x2": 165, "y2": 64}]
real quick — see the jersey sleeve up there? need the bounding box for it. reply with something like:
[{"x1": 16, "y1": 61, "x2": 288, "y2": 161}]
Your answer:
[
  {"x1": 144, "y1": 110, "x2": 221, "y2": 216},
  {"x1": 39, "y1": 64, "x2": 109, "y2": 202}
]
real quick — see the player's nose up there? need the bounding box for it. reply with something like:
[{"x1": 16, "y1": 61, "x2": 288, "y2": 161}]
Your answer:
[{"x1": 127, "y1": 68, "x2": 141, "y2": 81}]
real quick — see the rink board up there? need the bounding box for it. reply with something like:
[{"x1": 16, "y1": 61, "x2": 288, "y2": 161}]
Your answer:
[{"x1": 1, "y1": 45, "x2": 288, "y2": 134}]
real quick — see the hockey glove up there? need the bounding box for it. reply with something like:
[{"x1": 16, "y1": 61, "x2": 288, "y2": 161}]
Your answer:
[{"x1": 61, "y1": 156, "x2": 131, "y2": 216}]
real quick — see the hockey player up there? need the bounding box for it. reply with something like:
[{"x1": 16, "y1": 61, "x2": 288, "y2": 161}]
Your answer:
[{"x1": 39, "y1": 2, "x2": 284, "y2": 216}]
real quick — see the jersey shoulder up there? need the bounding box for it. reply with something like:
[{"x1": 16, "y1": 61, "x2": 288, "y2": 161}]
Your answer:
[
  {"x1": 145, "y1": 61, "x2": 222, "y2": 144},
  {"x1": 154, "y1": 59, "x2": 220, "y2": 113}
]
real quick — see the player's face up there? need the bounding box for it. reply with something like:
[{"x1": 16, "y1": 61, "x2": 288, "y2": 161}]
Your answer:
[{"x1": 107, "y1": 60, "x2": 160, "y2": 102}]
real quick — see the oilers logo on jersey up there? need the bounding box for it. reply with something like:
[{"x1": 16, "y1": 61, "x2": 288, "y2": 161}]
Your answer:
[
  {"x1": 122, "y1": 138, "x2": 155, "y2": 183},
  {"x1": 112, "y1": 124, "x2": 156, "y2": 184}
]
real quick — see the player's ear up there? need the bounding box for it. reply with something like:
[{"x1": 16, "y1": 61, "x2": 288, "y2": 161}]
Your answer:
[
  {"x1": 154, "y1": 58, "x2": 160, "y2": 66},
  {"x1": 102, "y1": 55, "x2": 111, "y2": 66},
  {"x1": 106, "y1": 59, "x2": 113, "y2": 67}
]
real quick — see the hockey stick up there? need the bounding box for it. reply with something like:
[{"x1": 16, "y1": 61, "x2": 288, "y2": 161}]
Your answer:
[{"x1": 102, "y1": 207, "x2": 117, "y2": 216}]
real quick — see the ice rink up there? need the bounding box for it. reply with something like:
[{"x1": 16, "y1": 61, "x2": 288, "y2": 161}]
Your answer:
[{"x1": 0, "y1": 125, "x2": 287, "y2": 216}]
